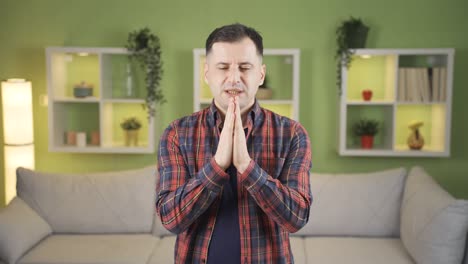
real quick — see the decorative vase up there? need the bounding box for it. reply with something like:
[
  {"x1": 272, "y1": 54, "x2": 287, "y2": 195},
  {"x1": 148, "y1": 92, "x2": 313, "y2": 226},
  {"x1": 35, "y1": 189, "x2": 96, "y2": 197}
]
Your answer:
[
  {"x1": 125, "y1": 63, "x2": 135, "y2": 98},
  {"x1": 124, "y1": 129, "x2": 139, "y2": 146},
  {"x1": 407, "y1": 121, "x2": 424, "y2": 150},
  {"x1": 76, "y1": 132, "x2": 87, "y2": 147},
  {"x1": 361, "y1": 135, "x2": 374, "y2": 149},
  {"x1": 407, "y1": 128, "x2": 424, "y2": 150},
  {"x1": 362, "y1": 89, "x2": 373, "y2": 101}
]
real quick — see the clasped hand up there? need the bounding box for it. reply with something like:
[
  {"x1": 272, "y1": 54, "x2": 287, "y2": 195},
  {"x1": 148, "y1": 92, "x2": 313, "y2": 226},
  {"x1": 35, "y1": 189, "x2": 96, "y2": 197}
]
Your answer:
[{"x1": 214, "y1": 97, "x2": 251, "y2": 173}]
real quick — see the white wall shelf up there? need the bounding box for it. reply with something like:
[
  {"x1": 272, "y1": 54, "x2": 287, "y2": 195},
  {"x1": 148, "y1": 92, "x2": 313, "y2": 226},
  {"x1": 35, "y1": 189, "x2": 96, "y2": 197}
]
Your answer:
[
  {"x1": 338, "y1": 48, "x2": 454, "y2": 157},
  {"x1": 46, "y1": 47, "x2": 155, "y2": 153}
]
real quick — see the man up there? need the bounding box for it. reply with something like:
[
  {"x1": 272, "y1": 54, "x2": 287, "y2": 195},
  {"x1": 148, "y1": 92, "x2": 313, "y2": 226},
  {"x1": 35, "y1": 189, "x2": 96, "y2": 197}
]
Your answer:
[{"x1": 156, "y1": 23, "x2": 312, "y2": 264}]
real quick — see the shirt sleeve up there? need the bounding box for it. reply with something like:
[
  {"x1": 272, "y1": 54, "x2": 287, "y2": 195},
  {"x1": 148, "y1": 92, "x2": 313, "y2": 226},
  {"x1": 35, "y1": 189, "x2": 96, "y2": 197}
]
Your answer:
[
  {"x1": 155, "y1": 122, "x2": 229, "y2": 234},
  {"x1": 239, "y1": 122, "x2": 312, "y2": 233}
]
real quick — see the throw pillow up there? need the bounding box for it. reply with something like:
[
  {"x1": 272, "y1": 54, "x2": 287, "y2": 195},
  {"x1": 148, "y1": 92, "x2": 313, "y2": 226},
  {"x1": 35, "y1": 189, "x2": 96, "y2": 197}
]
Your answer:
[
  {"x1": 0, "y1": 197, "x2": 52, "y2": 264},
  {"x1": 16, "y1": 166, "x2": 156, "y2": 234}
]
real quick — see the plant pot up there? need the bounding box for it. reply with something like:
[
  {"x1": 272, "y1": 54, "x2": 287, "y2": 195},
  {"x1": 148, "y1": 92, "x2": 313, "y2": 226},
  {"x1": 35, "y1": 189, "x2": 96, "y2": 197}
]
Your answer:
[
  {"x1": 347, "y1": 27, "x2": 369, "y2": 49},
  {"x1": 361, "y1": 135, "x2": 374, "y2": 149},
  {"x1": 256, "y1": 88, "x2": 273, "y2": 99},
  {"x1": 90, "y1": 131, "x2": 100, "y2": 146},
  {"x1": 124, "y1": 129, "x2": 139, "y2": 146},
  {"x1": 362, "y1": 90, "x2": 373, "y2": 101}
]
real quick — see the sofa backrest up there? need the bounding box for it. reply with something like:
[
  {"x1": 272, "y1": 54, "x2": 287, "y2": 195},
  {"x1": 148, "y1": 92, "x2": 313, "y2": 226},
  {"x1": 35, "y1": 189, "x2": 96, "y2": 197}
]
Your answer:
[
  {"x1": 293, "y1": 167, "x2": 407, "y2": 237},
  {"x1": 16, "y1": 166, "x2": 157, "y2": 234}
]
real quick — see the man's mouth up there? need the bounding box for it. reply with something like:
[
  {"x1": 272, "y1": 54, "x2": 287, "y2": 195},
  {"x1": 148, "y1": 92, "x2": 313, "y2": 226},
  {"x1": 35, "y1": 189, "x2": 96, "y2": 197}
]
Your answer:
[{"x1": 225, "y1": 90, "x2": 242, "y2": 96}]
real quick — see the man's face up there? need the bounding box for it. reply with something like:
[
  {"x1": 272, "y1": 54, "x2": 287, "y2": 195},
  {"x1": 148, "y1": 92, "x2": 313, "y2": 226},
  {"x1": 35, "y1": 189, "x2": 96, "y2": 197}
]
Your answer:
[{"x1": 204, "y1": 37, "x2": 265, "y2": 114}]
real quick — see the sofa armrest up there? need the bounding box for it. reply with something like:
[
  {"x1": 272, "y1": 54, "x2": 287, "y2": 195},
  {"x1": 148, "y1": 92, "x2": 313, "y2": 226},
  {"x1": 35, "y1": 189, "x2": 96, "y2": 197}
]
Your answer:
[
  {"x1": 464, "y1": 232, "x2": 468, "y2": 264},
  {"x1": 401, "y1": 167, "x2": 468, "y2": 264},
  {"x1": 0, "y1": 197, "x2": 52, "y2": 264}
]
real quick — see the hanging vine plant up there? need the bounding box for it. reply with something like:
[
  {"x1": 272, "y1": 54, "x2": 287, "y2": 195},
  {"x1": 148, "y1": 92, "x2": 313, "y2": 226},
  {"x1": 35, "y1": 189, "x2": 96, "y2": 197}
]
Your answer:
[
  {"x1": 335, "y1": 17, "x2": 369, "y2": 95},
  {"x1": 126, "y1": 27, "x2": 165, "y2": 118}
]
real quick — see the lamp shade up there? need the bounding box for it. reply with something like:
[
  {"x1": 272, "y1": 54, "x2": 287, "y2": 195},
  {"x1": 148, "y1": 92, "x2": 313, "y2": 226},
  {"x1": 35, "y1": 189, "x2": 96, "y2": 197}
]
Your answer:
[
  {"x1": 1, "y1": 78, "x2": 35, "y2": 204},
  {"x1": 4, "y1": 145, "x2": 35, "y2": 203},
  {"x1": 1, "y1": 79, "x2": 34, "y2": 145}
]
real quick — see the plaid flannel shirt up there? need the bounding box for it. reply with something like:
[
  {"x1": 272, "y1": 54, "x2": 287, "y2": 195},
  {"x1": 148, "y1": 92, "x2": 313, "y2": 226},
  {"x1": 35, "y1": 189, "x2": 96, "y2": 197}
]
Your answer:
[{"x1": 156, "y1": 101, "x2": 312, "y2": 264}]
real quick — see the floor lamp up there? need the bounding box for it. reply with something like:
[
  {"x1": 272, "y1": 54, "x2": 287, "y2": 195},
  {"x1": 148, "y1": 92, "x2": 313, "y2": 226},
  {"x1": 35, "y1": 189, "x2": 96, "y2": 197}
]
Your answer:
[{"x1": 1, "y1": 79, "x2": 35, "y2": 205}]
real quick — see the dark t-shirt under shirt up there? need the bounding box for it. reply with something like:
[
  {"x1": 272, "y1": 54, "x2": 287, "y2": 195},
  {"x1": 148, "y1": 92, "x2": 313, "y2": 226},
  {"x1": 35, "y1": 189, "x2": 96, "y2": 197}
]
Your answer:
[{"x1": 206, "y1": 165, "x2": 241, "y2": 263}]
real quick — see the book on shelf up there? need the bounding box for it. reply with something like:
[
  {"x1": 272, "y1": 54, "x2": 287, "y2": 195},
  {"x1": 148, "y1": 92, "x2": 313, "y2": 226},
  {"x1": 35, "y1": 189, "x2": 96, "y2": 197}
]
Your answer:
[
  {"x1": 398, "y1": 67, "x2": 445, "y2": 103},
  {"x1": 439, "y1": 67, "x2": 447, "y2": 102},
  {"x1": 433, "y1": 67, "x2": 440, "y2": 101},
  {"x1": 398, "y1": 68, "x2": 405, "y2": 101}
]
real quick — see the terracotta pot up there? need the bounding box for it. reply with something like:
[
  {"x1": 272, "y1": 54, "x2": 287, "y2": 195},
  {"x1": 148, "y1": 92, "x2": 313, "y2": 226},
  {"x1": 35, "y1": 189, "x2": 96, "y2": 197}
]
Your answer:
[
  {"x1": 90, "y1": 131, "x2": 100, "y2": 145},
  {"x1": 362, "y1": 90, "x2": 373, "y2": 101},
  {"x1": 361, "y1": 135, "x2": 374, "y2": 149},
  {"x1": 65, "y1": 131, "x2": 77, "y2": 145}
]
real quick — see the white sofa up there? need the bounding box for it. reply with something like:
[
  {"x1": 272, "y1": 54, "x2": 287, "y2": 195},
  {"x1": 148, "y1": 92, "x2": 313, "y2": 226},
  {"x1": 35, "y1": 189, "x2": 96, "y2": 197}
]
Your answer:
[{"x1": 0, "y1": 166, "x2": 467, "y2": 264}]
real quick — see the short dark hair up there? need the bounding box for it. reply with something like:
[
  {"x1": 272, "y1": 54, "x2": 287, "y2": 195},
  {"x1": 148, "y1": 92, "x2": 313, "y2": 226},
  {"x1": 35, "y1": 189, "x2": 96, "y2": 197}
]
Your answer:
[{"x1": 205, "y1": 23, "x2": 263, "y2": 56}]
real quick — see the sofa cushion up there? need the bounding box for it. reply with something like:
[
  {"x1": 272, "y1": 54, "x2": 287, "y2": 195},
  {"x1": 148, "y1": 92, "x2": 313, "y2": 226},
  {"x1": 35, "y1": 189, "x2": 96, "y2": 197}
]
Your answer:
[
  {"x1": 0, "y1": 197, "x2": 52, "y2": 264},
  {"x1": 304, "y1": 237, "x2": 415, "y2": 264},
  {"x1": 16, "y1": 166, "x2": 156, "y2": 234},
  {"x1": 290, "y1": 237, "x2": 306, "y2": 264},
  {"x1": 294, "y1": 168, "x2": 406, "y2": 237},
  {"x1": 147, "y1": 236, "x2": 176, "y2": 264},
  {"x1": 17, "y1": 234, "x2": 158, "y2": 264},
  {"x1": 401, "y1": 166, "x2": 468, "y2": 264}
]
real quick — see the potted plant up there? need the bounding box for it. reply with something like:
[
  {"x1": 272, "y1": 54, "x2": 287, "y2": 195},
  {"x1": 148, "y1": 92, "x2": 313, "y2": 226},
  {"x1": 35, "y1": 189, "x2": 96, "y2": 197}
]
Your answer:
[
  {"x1": 120, "y1": 117, "x2": 142, "y2": 146},
  {"x1": 126, "y1": 27, "x2": 166, "y2": 118},
  {"x1": 257, "y1": 75, "x2": 273, "y2": 99},
  {"x1": 352, "y1": 118, "x2": 379, "y2": 149},
  {"x1": 335, "y1": 17, "x2": 370, "y2": 95}
]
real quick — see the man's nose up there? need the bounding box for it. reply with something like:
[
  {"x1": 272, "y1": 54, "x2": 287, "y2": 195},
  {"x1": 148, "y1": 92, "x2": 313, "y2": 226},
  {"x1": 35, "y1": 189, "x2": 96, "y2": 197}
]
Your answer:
[{"x1": 227, "y1": 67, "x2": 241, "y2": 84}]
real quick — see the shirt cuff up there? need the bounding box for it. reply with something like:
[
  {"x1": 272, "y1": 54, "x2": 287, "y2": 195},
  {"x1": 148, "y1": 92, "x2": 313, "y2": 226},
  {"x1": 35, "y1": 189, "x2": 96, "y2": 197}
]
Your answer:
[
  {"x1": 198, "y1": 158, "x2": 229, "y2": 193},
  {"x1": 239, "y1": 160, "x2": 268, "y2": 192}
]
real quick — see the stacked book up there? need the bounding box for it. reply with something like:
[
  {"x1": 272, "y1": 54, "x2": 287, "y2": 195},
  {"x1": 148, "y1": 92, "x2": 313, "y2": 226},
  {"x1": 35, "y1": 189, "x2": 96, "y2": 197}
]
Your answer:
[{"x1": 397, "y1": 67, "x2": 447, "y2": 102}]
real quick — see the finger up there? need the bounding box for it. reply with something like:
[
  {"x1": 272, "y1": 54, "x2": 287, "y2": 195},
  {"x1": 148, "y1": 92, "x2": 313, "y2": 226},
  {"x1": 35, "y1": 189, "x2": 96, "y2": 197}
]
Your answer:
[
  {"x1": 224, "y1": 97, "x2": 235, "y2": 131},
  {"x1": 234, "y1": 96, "x2": 243, "y2": 131}
]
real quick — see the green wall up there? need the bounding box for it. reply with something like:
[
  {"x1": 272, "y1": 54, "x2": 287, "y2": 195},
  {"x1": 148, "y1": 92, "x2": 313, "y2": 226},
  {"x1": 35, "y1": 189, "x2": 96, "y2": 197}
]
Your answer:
[{"x1": 1, "y1": 0, "x2": 467, "y2": 206}]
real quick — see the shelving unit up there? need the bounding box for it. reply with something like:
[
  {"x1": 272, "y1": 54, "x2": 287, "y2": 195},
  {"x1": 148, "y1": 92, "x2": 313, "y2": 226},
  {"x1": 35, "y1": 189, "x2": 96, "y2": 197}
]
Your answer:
[
  {"x1": 339, "y1": 48, "x2": 454, "y2": 157},
  {"x1": 193, "y1": 48, "x2": 300, "y2": 120},
  {"x1": 46, "y1": 47, "x2": 155, "y2": 153}
]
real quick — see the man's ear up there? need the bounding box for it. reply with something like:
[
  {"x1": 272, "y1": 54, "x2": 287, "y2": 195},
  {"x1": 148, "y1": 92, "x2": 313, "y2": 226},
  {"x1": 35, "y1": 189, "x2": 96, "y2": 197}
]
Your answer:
[{"x1": 259, "y1": 64, "x2": 266, "y2": 86}]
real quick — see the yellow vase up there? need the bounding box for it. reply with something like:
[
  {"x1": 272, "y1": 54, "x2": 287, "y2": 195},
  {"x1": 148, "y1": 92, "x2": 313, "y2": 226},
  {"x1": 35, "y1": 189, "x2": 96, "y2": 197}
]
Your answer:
[{"x1": 407, "y1": 128, "x2": 424, "y2": 150}]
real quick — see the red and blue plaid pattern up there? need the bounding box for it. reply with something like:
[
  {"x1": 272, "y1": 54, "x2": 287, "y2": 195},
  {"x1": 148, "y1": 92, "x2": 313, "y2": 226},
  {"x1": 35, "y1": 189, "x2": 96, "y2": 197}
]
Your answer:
[{"x1": 156, "y1": 101, "x2": 312, "y2": 264}]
